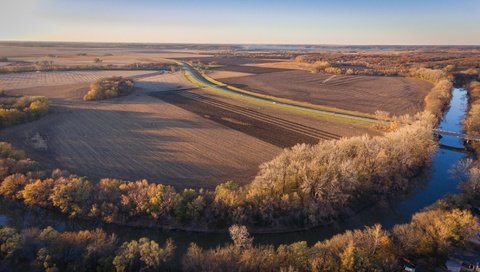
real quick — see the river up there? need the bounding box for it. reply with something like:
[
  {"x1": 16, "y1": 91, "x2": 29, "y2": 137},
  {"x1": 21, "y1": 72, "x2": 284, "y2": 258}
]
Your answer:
[{"x1": 0, "y1": 88, "x2": 470, "y2": 261}]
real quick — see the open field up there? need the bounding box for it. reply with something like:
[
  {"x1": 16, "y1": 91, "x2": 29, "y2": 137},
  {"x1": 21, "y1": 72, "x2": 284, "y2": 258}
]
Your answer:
[
  {"x1": 206, "y1": 70, "x2": 254, "y2": 79},
  {"x1": 0, "y1": 70, "x2": 159, "y2": 90},
  {"x1": 152, "y1": 89, "x2": 341, "y2": 147},
  {"x1": 179, "y1": 55, "x2": 434, "y2": 115},
  {"x1": 0, "y1": 72, "x2": 284, "y2": 189},
  {"x1": 218, "y1": 69, "x2": 432, "y2": 115},
  {"x1": 0, "y1": 44, "x2": 402, "y2": 190},
  {"x1": 0, "y1": 66, "x2": 376, "y2": 189},
  {"x1": 0, "y1": 45, "x2": 212, "y2": 65}
]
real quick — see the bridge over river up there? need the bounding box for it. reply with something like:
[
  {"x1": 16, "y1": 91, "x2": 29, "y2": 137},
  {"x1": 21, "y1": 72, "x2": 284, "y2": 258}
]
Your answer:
[{"x1": 434, "y1": 129, "x2": 480, "y2": 142}]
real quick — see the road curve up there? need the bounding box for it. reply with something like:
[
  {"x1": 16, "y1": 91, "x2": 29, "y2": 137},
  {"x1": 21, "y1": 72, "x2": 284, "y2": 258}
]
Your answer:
[{"x1": 178, "y1": 62, "x2": 379, "y2": 124}]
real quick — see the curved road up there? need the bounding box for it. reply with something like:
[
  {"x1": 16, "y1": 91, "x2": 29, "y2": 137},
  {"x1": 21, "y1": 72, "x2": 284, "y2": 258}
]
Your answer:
[{"x1": 179, "y1": 62, "x2": 379, "y2": 124}]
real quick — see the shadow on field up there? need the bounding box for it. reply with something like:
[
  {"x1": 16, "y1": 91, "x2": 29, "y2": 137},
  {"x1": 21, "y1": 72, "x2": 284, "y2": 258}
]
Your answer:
[
  {"x1": 0, "y1": 104, "x2": 260, "y2": 189},
  {"x1": 151, "y1": 89, "x2": 340, "y2": 148}
]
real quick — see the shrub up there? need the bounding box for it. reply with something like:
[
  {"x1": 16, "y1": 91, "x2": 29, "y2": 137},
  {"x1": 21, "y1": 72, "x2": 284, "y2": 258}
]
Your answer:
[
  {"x1": 0, "y1": 96, "x2": 48, "y2": 128},
  {"x1": 312, "y1": 61, "x2": 331, "y2": 72},
  {"x1": 83, "y1": 77, "x2": 134, "y2": 101}
]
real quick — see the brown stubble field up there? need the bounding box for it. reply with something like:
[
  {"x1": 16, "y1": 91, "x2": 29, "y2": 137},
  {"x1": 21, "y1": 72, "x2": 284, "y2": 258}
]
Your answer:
[
  {"x1": 0, "y1": 45, "x2": 380, "y2": 189},
  {"x1": 0, "y1": 44, "x2": 213, "y2": 65},
  {"x1": 191, "y1": 56, "x2": 433, "y2": 115},
  {"x1": 219, "y1": 70, "x2": 432, "y2": 115}
]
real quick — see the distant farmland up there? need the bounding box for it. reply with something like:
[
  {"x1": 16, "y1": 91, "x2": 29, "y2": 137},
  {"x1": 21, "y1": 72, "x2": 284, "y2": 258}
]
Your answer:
[{"x1": 215, "y1": 69, "x2": 432, "y2": 115}]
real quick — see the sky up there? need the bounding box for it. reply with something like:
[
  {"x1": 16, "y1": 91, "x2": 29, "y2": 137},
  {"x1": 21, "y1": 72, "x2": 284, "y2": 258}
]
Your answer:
[{"x1": 1, "y1": 0, "x2": 479, "y2": 45}]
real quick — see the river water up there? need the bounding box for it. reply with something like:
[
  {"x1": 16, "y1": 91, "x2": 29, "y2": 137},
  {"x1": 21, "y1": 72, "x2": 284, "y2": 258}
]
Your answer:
[{"x1": 0, "y1": 88, "x2": 470, "y2": 260}]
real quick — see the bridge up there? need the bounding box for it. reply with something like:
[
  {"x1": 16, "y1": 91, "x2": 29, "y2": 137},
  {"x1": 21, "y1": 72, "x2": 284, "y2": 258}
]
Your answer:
[{"x1": 434, "y1": 129, "x2": 480, "y2": 142}]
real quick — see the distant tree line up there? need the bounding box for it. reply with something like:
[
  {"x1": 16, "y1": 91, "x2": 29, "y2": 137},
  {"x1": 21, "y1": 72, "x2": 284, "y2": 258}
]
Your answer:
[
  {"x1": 0, "y1": 62, "x2": 177, "y2": 74},
  {"x1": 293, "y1": 50, "x2": 480, "y2": 77}
]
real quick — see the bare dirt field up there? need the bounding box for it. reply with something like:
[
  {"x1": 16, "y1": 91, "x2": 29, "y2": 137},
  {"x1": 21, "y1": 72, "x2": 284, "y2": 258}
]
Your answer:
[
  {"x1": 152, "y1": 90, "x2": 341, "y2": 148},
  {"x1": 0, "y1": 72, "x2": 284, "y2": 189},
  {"x1": 0, "y1": 45, "x2": 212, "y2": 65},
  {"x1": 182, "y1": 56, "x2": 292, "y2": 74},
  {"x1": 219, "y1": 70, "x2": 432, "y2": 115},
  {"x1": 206, "y1": 70, "x2": 254, "y2": 79},
  {"x1": 176, "y1": 56, "x2": 432, "y2": 115},
  {"x1": 0, "y1": 70, "x2": 159, "y2": 90}
]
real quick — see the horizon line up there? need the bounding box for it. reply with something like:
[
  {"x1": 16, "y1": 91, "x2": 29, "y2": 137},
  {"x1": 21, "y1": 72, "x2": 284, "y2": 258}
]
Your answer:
[{"x1": 1, "y1": 40, "x2": 479, "y2": 47}]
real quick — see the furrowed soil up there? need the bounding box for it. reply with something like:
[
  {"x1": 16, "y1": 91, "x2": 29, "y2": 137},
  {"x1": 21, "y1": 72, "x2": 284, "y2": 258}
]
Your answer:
[
  {"x1": 219, "y1": 69, "x2": 433, "y2": 115},
  {"x1": 0, "y1": 72, "x2": 283, "y2": 189},
  {"x1": 0, "y1": 70, "x2": 160, "y2": 90},
  {"x1": 180, "y1": 56, "x2": 432, "y2": 116},
  {"x1": 151, "y1": 90, "x2": 341, "y2": 148}
]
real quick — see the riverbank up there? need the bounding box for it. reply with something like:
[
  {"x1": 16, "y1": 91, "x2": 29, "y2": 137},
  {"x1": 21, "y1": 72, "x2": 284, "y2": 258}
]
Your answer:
[{"x1": 0, "y1": 87, "x2": 471, "y2": 265}]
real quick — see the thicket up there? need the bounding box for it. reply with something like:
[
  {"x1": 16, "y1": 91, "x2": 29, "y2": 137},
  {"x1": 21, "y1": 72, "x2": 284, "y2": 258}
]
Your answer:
[
  {"x1": 464, "y1": 81, "x2": 480, "y2": 153},
  {"x1": 0, "y1": 96, "x2": 49, "y2": 128},
  {"x1": 83, "y1": 77, "x2": 134, "y2": 101},
  {"x1": 2, "y1": 164, "x2": 479, "y2": 271},
  {"x1": 1, "y1": 207, "x2": 475, "y2": 271},
  {"x1": 182, "y1": 207, "x2": 478, "y2": 271},
  {"x1": 293, "y1": 50, "x2": 480, "y2": 76},
  {"x1": 0, "y1": 226, "x2": 175, "y2": 272}
]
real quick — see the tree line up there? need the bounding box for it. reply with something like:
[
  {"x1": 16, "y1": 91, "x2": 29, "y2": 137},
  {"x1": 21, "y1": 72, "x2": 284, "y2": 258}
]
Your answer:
[
  {"x1": 2, "y1": 161, "x2": 479, "y2": 272},
  {"x1": 464, "y1": 80, "x2": 480, "y2": 153},
  {"x1": 0, "y1": 62, "x2": 177, "y2": 74},
  {"x1": 1, "y1": 199, "x2": 478, "y2": 271},
  {"x1": 0, "y1": 226, "x2": 175, "y2": 272},
  {"x1": 186, "y1": 162, "x2": 480, "y2": 271},
  {"x1": 409, "y1": 67, "x2": 453, "y2": 119},
  {"x1": 293, "y1": 50, "x2": 480, "y2": 78},
  {"x1": 183, "y1": 208, "x2": 478, "y2": 271}
]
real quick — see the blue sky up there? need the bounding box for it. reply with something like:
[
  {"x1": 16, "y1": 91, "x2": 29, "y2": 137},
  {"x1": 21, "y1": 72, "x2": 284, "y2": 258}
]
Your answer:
[{"x1": 1, "y1": 0, "x2": 479, "y2": 45}]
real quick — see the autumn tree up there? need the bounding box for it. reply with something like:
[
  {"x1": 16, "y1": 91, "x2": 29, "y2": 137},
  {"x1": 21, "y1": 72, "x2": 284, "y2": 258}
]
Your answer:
[{"x1": 113, "y1": 238, "x2": 175, "y2": 272}]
